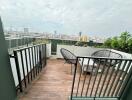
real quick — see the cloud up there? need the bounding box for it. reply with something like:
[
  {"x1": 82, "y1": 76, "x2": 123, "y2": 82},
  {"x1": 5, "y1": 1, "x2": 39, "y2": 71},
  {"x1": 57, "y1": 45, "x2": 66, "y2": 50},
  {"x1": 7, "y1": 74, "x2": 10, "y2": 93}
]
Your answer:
[{"x1": 0, "y1": 0, "x2": 132, "y2": 37}]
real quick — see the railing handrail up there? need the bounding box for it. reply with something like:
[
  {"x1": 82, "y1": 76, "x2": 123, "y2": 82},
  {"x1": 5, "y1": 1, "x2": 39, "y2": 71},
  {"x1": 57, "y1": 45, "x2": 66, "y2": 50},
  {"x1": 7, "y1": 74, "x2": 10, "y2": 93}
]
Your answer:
[
  {"x1": 13, "y1": 43, "x2": 46, "y2": 51},
  {"x1": 77, "y1": 56, "x2": 132, "y2": 61}
]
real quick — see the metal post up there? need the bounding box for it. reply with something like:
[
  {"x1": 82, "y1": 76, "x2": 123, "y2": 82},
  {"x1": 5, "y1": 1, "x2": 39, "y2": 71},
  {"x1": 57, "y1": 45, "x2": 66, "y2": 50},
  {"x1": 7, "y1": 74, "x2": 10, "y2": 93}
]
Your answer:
[
  {"x1": 70, "y1": 58, "x2": 78, "y2": 100},
  {"x1": 13, "y1": 51, "x2": 23, "y2": 92}
]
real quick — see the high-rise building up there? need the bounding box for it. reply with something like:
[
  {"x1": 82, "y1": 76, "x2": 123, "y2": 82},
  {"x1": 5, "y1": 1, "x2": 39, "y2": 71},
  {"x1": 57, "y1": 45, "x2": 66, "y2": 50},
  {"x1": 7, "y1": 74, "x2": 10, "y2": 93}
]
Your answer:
[{"x1": 24, "y1": 28, "x2": 29, "y2": 33}]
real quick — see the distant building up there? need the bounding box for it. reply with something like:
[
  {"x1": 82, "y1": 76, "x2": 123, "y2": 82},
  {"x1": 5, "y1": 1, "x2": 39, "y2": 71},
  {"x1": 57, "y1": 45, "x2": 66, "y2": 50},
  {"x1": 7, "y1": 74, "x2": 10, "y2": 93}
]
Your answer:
[
  {"x1": 79, "y1": 32, "x2": 82, "y2": 37},
  {"x1": 79, "y1": 35, "x2": 88, "y2": 42},
  {"x1": 24, "y1": 28, "x2": 29, "y2": 33}
]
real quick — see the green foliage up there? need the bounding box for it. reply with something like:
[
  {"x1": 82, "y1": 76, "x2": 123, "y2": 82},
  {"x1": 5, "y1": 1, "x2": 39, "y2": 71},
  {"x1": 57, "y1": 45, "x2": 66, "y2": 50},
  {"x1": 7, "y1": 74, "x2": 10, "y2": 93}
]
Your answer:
[
  {"x1": 83, "y1": 43, "x2": 88, "y2": 47},
  {"x1": 128, "y1": 38, "x2": 132, "y2": 53},
  {"x1": 103, "y1": 31, "x2": 132, "y2": 53},
  {"x1": 75, "y1": 41, "x2": 88, "y2": 47},
  {"x1": 104, "y1": 38, "x2": 112, "y2": 47},
  {"x1": 111, "y1": 37, "x2": 119, "y2": 49},
  {"x1": 33, "y1": 38, "x2": 49, "y2": 45},
  {"x1": 75, "y1": 41, "x2": 83, "y2": 46},
  {"x1": 118, "y1": 31, "x2": 131, "y2": 52}
]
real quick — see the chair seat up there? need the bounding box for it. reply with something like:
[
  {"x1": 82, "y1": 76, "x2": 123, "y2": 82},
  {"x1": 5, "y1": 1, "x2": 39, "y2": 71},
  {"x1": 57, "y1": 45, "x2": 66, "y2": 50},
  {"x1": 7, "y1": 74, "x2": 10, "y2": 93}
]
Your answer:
[
  {"x1": 60, "y1": 48, "x2": 77, "y2": 65},
  {"x1": 79, "y1": 58, "x2": 99, "y2": 73},
  {"x1": 66, "y1": 59, "x2": 76, "y2": 64}
]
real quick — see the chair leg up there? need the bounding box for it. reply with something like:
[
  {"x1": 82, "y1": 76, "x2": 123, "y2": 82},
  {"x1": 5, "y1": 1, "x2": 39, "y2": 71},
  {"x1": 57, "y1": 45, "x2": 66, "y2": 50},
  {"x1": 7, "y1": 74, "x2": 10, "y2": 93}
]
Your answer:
[
  {"x1": 71, "y1": 64, "x2": 72, "y2": 74},
  {"x1": 71, "y1": 64, "x2": 76, "y2": 75}
]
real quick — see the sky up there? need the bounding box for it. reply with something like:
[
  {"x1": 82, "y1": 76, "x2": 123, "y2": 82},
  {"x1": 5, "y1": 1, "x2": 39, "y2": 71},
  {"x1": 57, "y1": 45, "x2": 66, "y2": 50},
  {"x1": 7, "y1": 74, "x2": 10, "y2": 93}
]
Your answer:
[{"x1": 0, "y1": 0, "x2": 132, "y2": 37}]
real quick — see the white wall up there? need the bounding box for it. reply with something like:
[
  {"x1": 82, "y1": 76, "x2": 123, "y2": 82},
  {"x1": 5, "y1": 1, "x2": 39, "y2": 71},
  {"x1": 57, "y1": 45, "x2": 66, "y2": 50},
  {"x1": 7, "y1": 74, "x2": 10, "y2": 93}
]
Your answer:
[
  {"x1": 74, "y1": 46, "x2": 102, "y2": 56},
  {"x1": 57, "y1": 44, "x2": 132, "y2": 59},
  {"x1": 57, "y1": 44, "x2": 103, "y2": 58},
  {"x1": 57, "y1": 45, "x2": 132, "y2": 72},
  {"x1": 110, "y1": 49, "x2": 132, "y2": 59}
]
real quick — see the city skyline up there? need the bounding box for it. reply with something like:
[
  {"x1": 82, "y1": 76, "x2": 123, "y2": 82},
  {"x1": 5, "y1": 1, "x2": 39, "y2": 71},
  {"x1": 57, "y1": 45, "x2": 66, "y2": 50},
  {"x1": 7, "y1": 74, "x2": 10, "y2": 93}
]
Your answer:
[{"x1": 0, "y1": 0, "x2": 132, "y2": 38}]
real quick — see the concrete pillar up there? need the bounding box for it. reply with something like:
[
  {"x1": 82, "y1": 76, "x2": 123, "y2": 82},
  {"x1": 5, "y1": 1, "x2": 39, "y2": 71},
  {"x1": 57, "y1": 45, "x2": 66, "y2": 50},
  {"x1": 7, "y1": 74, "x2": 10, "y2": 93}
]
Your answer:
[{"x1": 0, "y1": 17, "x2": 17, "y2": 100}]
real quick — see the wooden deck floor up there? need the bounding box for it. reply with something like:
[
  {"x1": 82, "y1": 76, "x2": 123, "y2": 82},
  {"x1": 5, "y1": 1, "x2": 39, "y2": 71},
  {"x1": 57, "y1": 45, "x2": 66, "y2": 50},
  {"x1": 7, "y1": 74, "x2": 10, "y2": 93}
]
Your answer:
[
  {"x1": 19, "y1": 59, "x2": 123, "y2": 100},
  {"x1": 19, "y1": 59, "x2": 73, "y2": 100}
]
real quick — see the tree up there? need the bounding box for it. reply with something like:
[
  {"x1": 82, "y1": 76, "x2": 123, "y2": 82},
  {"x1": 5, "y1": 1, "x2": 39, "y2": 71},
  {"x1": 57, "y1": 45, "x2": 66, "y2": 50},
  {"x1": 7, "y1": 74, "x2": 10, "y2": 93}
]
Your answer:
[
  {"x1": 128, "y1": 38, "x2": 132, "y2": 53},
  {"x1": 119, "y1": 31, "x2": 131, "y2": 52},
  {"x1": 120, "y1": 31, "x2": 131, "y2": 42},
  {"x1": 104, "y1": 38, "x2": 112, "y2": 47},
  {"x1": 103, "y1": 31, "x2": 132, "y2": 53},
  {"x1": 111, "y1": 37, "x2": 119, "y2": 49}
]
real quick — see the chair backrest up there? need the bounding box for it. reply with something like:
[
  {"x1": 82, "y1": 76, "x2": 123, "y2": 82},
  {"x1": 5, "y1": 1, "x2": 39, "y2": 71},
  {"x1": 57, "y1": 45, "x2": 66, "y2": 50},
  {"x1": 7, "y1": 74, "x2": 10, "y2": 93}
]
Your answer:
[
  {"x1": 60, "y1": 48, "x2": 77, "y2": 64},
  {"x1": 91, "y1": 49, "x2": 122, "y2": 66},
  {"x1": 91, "y1": 49, "x2": 122, "y2": 59}
]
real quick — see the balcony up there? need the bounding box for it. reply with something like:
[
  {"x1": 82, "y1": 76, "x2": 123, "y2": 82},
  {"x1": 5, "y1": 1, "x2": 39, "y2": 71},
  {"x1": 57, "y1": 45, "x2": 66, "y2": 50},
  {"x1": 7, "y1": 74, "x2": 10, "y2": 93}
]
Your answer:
[
  {"x1": 8, "y1": 43, "x2": 132, "y2": 100},
  {"x1": 0, "y1": 10, "x2": 132, "y2": 99}
]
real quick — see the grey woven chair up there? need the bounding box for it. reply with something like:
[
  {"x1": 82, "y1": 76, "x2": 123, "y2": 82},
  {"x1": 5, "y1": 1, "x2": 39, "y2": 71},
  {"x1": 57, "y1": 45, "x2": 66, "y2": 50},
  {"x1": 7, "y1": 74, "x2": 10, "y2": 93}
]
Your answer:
[
  {"x1": 60, "y1": 48, "x2": 77, "y2": 74},
  {"x1": 91, "y1": 49, "x2": 122, "y2": 66}
]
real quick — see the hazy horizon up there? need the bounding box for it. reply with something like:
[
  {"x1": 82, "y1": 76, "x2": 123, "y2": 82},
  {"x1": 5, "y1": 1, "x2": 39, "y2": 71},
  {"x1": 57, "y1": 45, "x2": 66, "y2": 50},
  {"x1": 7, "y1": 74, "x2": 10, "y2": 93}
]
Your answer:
[{"x1": 0, "y1": 0, "x2": 132, "y2": 38}]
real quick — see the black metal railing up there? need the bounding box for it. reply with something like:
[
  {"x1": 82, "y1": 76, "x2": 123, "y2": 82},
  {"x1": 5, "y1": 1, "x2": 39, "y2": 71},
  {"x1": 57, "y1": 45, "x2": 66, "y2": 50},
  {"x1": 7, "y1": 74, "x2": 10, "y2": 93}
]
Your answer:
[
  {"x1": 70, "y1": 56, "x2": 132, "y2": 100},
  {"x1": 10, "y1": 44, "x2": 47, "y2": 93},
  {"x1": 6, "y1": 38, "x2": 34, "y2": 49}
]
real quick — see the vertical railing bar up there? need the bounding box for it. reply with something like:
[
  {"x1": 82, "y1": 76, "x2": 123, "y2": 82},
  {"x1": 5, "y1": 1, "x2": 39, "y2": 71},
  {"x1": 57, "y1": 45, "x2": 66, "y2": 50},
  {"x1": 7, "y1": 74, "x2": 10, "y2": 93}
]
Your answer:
[
  {"x1": 39, "y1": 45, "x2": 42, "y2": 71},
  {"x1": 38, "y1": 45, "x2": 41, "y2": 72},
  {"x1": 40, "y1": 44, "x2": 43, "y2": 62},
  {"x1": 98, "y1": 59, "x2": 110, "y2": 97},
  {"x1": 41, "y1": 44, "x2": 44, "y2": 67},
  {"x1": 13, "y1": 51, "x2": 23, "y2": 92},
  {"x1": 71, "y1": 58, "x2": 78, "y2": 100},
  {"x1": 76, "y1": 58, "x2": 84, "y2": 97},
  {"x1": 36, "y1": 46, "x2": 39, "y2": 75},
  {"x1": 28, "y1": 48, "x2": 33, "y2": 81},
  {"x1": 94, "y1": 59, "x2": 107, "y2": 97},
  {"x1": 36, "y1": 45, "x2": 39, "y2": 74},
  {"x1": 106, "y1": 60, "x2": 118, "y2": 96},
  {"x1": 102, "y1": 59, "x2": 114, "y2": 96},
  {"x1": 118, "y1": 61, "x2": 132, "y2": 98},
  {"x1": 38, "y1": 45, "x2": 40, "y2": 72},
  {"x1": 25, "y1": 49, "x2": 30, "y2": 84},
  {"x1": 35, "y1": 46, "x2": 38, "y2": 75},
  {"x1": 90, "y1": 59, "x2": 101, "y2": 97},
  {"x1": 81, "y1": 58, "x2": 90, "y2": 96},
  {"x1": 20, "y1": 50, "x2": 27, "y2": 88},
  {"x1": 40, "y1": 44, "x2": 43, "y2": 69},
  {"x1": 42, "y1": 44, "x2": 44, "y2": 67},
  {"x1": 86, "y1": 58, "x2": 96, "y2": 97},
  {"x1": 45, "y1": 44, "x2": 47, "y2": 66},
  {"x1": 34, "y1": 46, "x2": 37, "y2": 76},
  {"x1": 110, "y1": 60, "x2": 123, "y2": 97},
  {"x1": 114, "y1": 60, "x2": 127, "y2": 96},
  {"x1": 31, "y1": 46, "x2": 35, "y2": 78}
]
